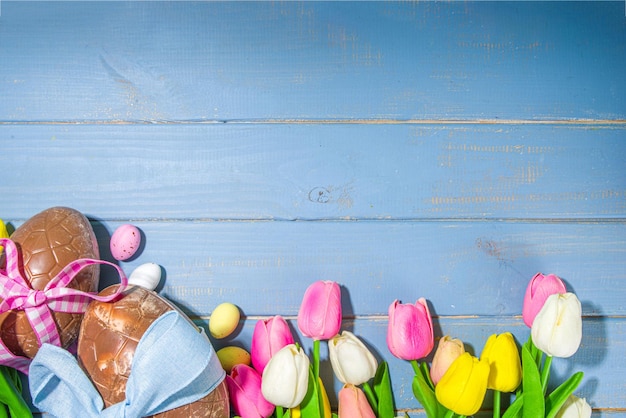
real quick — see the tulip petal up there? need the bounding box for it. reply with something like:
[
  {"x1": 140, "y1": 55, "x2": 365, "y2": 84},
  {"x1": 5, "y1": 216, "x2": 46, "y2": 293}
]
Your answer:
[
  {"x1": 531, "y1": 293, "x2": 582, "y2": 358},
  {"x1": 297, "y1": 281, "x2": 342, "y2": 340}
]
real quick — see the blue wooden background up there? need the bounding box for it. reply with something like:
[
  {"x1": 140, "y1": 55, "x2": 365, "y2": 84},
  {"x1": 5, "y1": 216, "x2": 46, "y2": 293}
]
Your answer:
[{"x1": 1, "y1": 1, "x2": 625, "y2": 416}]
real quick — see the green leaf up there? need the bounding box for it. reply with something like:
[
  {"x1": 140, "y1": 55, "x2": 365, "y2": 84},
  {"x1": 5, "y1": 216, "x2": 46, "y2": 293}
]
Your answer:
[
  {"x1": 419, "y1": 361, "x2": 436, "y2": 391},
  {"x1": 332, "y1": 414, "x2": 339, "y2": 418},
  {"x1": 412, "y1": 371, "x2": 439, "y2": 418},
  {"x1": 373, "y1": 361, "x2": 395, "y2": 418},
  {"x1": 545, "y1": 372, "x2": 584, "y2": 418},
  {"x1": 0, "y1": 366, "x2": 32, "y2": 418},
  {"x1": 298, "y1": 368, "x2": 321, "y2": 418},
  {"x1": 524, "y1": 336, "x2": 542, "y2": 370},
  {"x1": 502, "y1": 394, "x2": 523, "y2": 418},
  {"x1": 0, "y1": 404, "x2": 9, "y2": 418},
  {"x1": 521, "y1": 344, "x2": 544, "y2": 418}
]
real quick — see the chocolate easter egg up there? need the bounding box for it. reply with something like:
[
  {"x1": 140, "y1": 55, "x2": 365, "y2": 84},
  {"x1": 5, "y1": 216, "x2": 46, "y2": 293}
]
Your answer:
[
  {"x1": 77, "y1": 285, "x2": 229, "y2": 418},
  {"x1": 0, "y1": 207, "x2": 100, "y2": 358}
]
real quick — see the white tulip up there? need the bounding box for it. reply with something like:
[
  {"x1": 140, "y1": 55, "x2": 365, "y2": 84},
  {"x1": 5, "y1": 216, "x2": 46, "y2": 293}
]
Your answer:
[
  {"x1": 329, "y1": 331, "x2": 378, "y2": 385},
  {"x1": 531, "y1": 292, "x2": 582, "y2": 358},
  {"x1": 261, "y1": 344, "x2": 309, "y2": 408},
  {"x1": 555, "y1": 395, "x2": 592, "y2": 418}
]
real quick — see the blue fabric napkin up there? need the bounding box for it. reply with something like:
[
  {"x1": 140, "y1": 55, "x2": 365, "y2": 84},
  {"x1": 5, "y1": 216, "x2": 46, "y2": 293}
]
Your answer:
[{"x1": 29, "y1": 310, "x2": 225, "y2": 418}]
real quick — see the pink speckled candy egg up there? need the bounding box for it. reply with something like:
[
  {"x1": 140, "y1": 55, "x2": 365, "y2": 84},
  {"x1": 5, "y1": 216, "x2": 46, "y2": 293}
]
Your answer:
[{"x1": 110, "y1": 224, "x2": 141, "y2": 261}]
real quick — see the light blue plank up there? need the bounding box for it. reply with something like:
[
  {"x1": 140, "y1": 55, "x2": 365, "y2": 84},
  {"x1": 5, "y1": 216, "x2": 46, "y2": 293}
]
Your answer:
[
  {"x1": 2, "y1": 124, "x2": 625, "y2": 220},
  {"x1": 0, "y1": 220, "x2": 616, "y2": 317},
  {"x1": 1, "y1": 1, "x2": 625, "y2": 122}
]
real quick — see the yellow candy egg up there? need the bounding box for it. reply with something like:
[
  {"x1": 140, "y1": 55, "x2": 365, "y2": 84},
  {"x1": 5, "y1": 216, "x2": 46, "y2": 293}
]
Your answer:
[
  {"x1": 209, "y1": 302, "x2": 240, "y2": 339},
  {"x1": 0, "y1": 219, "x2": 8, "y2": 239},
  {"x1": 0, "y1": 219, "x2": 8, "y2": 252},
  {"x1": 216, "y1": 346, "x2": 250, "y2": 373}
]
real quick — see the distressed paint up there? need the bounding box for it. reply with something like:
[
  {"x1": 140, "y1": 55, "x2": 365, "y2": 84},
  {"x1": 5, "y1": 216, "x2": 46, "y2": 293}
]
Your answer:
[
  {"x1": 1, "y1": 2, "x2": 625, "y2": 121},
  {"x1": 0, "y1": 1, "x2": 624, "y2": 415}
]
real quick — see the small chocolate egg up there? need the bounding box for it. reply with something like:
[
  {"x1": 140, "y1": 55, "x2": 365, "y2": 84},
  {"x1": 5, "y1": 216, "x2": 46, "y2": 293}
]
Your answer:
[
  {"x1": 128, "y1": 262, "x2": 162, "y2": 290},
  {"x1": 110, "y1": 224, "x2": 141, "y2": 261},
  {"x1": 209, "y1": 302, "x2": 240, "y2": 339}
]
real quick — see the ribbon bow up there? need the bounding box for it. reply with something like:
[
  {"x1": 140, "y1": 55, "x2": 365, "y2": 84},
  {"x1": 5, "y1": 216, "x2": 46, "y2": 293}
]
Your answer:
[
  {"x1": 29, "y1": 310, "x2": 225, "y2": 418},
  {"x1": 0, "y1": 238, "x2": 128, "y2": 374}
]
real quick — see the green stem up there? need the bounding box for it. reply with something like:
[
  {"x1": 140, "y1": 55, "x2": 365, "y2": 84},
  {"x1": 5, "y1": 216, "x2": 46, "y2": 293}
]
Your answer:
[
  {"x1": 362, "y1": 381, "x2": 378, "y2": 412},
  {"x1": 541, "y1": 355, "x2": 553, "y2": 394},
  {"x1": 442, "y1": 410, "x2": 455, "y2": 418},
  {"x1": 313, "y1": 339, "x2": 324, "y2": 416},
  {"x1": 410, "y1": 359, "x2": 421, "y2": 375},
  {"x1": 493, "y1": 390, "x2": 501, "y2": 418},
  {"x1": 313, "y1": 339, "x2": 320, "y2": 384},
  {"x1": 276, "y1": 406, "x2": 284, "y2": 418}
]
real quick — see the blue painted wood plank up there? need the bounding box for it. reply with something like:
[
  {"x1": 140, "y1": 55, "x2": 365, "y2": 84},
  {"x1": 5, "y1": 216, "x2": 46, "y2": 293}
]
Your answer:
[
  {"x1": 1, "y1": 1, "x2": 625, "y2": 122},
  {"x1": 2, "y1": 124, "x2": 625, "y2": 220},
  {"x1": 1, "y1": 219, "x2": 619, "y2": 318}
]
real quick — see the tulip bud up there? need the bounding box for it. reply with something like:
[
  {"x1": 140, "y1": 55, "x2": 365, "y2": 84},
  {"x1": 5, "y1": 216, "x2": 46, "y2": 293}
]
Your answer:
[
  {"x1": 480, "y1": 332, "x2": 522, "y2": 392},
  {"x1": 523, "y1": 273, "x2": 567, "y2": 328},
  {"x1": 329, "y1": 331, "x2": 378, "y2": 386},
  {"x1": 430, "y1": 336, "x2": 465, "y2": 385},
  {"x1": 297, "y1": 281, "x2": 342, "y2": 340},
  {"x1": 386, "y1": 298, "x2": 434, "y2": 361},
  {"x1": 261, "y1": 344, "x2": 310, "y2": 408},
  {"x1": 226, "y1": 364, "x2": 275, "y2": 418},
  {"x1": 251, "y1": 315, "x2": 295, "y2": 373},
  {"x1": 531, "y1": 292, "x2": 582, "y2": 358},
  {"x1": 338, "y1": 384, "x2": 377, "y2": 418},
  {"x1": 435, "y1": 352, "x2": 490, "y2": 416},
  {"x1": 555, "y1": 395, "x2": 592, "y2": 418}
]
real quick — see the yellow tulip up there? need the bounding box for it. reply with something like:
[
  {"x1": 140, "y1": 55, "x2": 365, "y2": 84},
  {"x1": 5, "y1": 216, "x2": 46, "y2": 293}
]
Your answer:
[
  {"x1": 318, "y1": 376, "x2": 332, "y2": 418},
  {"x1": 430, "y1": 336, "x2": 465, "y2": 385},
  {"x1": 435, "y1": 352, "x2": 490, "y2": 416},
  {"x1": 480, "y1": 333, "x2": 522, "y2": 392},
  {"x1": 290, "y1": 406, "x2": 301, "y2": 418}
]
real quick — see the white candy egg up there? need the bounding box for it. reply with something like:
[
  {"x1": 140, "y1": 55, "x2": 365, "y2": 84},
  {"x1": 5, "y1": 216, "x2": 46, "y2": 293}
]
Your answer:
[{"x1": 128, "y1": 262, "x2": 162, "y2": 290}]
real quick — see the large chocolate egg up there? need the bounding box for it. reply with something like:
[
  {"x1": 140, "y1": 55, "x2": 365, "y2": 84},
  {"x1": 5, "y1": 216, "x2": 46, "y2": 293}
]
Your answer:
[
  {"x1": 77, "y1": 285, "x2": 229, "y2": 418},
  {"x1": 0, "y1": 207, "x2": 100, "y2": 358}
]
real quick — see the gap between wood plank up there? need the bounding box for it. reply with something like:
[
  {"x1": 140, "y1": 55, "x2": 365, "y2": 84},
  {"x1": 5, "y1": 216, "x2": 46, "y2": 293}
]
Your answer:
[{"x1": 2, "y1": 118, "x2": 626, "y2": 126}]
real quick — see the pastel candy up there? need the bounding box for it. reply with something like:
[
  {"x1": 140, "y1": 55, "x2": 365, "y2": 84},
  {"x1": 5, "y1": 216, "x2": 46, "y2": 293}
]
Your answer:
[
  {"x1": 110, "y1": 224, "x2": 141, "y2": 261},
  {"x1": 128, "y1": 262, "x2": 162, "y2": 291}
]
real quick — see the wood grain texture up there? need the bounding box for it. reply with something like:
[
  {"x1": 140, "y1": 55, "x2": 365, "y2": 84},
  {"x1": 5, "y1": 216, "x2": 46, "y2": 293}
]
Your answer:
[
  {"x1": 1, "y1": 1, "x2": 625, "y2": 122},
  {"x1": 1, "y1": 0, "x2": 625, "y2": 416},
  {"x1": 2, "y1": 124, "x2": 625, "y2": 220}
]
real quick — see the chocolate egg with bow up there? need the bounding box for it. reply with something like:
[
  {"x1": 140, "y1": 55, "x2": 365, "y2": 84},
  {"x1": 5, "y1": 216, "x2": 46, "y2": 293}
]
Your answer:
[
  {"x1": 0, "y1": 207, "x2": 100, "y2": 359},
  {"x1": 77, "y1": 284, "x2": 229, "y2": 418}
]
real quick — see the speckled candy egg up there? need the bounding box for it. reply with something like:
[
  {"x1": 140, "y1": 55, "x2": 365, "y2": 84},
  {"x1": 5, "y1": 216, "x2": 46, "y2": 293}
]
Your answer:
[
  {"x1": 110, "y1": 224, "x2": 141, "y2": 261},
  {"x1": 0, "y1": 207, "x2": 100, "y2": 358},
  {"x1": 77, "y1": 285, "x2": 229, "y2": 418}
]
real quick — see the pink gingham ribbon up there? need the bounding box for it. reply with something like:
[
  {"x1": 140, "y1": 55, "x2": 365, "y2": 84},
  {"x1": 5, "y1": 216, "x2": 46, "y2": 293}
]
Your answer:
[{"x1": 0, "y1": 238, "x2": 128, "y2": 374}]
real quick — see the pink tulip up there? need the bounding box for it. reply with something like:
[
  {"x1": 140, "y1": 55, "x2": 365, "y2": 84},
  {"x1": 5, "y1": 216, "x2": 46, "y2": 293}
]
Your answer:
[
  {"x1": 338, "y1": 384, "x2": 376, "y2": 418},
  {"x1": 297, "y1": 281, "x2": 342, "y2": 340},
  {"x1": 522, "y1": 273, "x2": 567, "y2": 328},
  {"x1": 387, "y1": 298, "x2": 434, "y2": 361},
  {"x1": 226, "y1": 364, "x2": 275, "y2": 418},
  {"x1": 251, "y1": 315, "x2": 295, "y2": 373}
]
